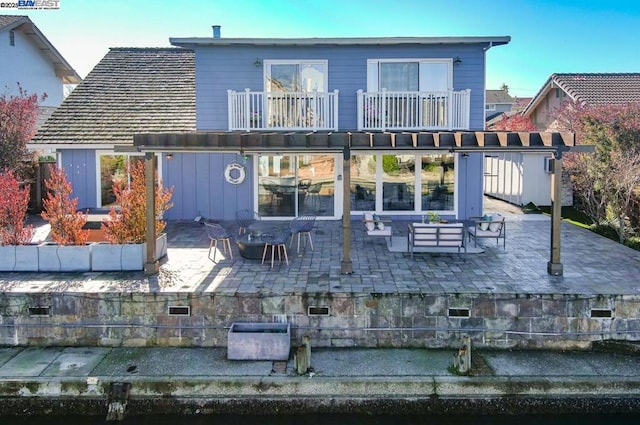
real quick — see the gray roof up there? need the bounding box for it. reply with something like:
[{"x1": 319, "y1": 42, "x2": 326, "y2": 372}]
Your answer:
[
  {"x1": 0, "y1": 15, "x2": 81, "y2": 84},
  {"x1": 31, "y1": 48, "x2": 195, "y2": 146},
  {"x1": 524, "y1": 73, "x2": 640, "y2": 115},
  {"x1": 171, "y1": 35, "x2": 510, "y2": 49},
  {"x1": 486, "y1": 89, "x2": 515, "y2": 104}
]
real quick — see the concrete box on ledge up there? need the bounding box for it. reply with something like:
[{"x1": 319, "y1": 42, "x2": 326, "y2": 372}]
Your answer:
[{"x1": 227, "y1": 322, "x2": 291, "y2": 361}]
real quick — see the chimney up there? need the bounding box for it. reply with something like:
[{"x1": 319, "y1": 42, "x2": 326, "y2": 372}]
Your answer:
[{"x1": 212, "y1": 25, "x2": 221, "y2": 39}]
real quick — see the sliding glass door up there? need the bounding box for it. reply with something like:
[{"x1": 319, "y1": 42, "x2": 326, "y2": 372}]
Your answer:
[{"x1": 257, "y1": 154, "x2": 336, "y2": 218}]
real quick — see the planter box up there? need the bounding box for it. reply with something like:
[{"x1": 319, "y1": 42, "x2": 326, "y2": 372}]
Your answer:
[
  {"x1": 91, "y1": 234, "x2": 168, "y2": 271},
  {"x1": 227, "y1": 322, "x2": 291, "y2": 361},
  {"x1": 38, "y1": 243, "x2": 92, "y2": 272},
  {"x1": 0, "y1": 244, "x2": 39, "y2": 272}
]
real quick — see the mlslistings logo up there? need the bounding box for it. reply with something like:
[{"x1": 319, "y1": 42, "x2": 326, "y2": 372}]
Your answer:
[{"x1": 0, "y1": 0, "x2": 60, "y2": 9}]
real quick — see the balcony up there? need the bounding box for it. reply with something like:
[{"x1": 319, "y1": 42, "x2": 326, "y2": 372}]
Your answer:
[
  {"x1": 228, "y1": 89, "x2": 339, "y2": 132},
  {"x1": 357, "y1": 89, "x2": 471, "y2": 131}
]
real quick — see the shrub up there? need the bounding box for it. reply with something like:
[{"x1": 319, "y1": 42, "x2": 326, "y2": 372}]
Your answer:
[
  {"x1": 0, "y1": 169, "x2": 34, "y2": 245},
  {"x1": 41, "y1": 166, "x2": 89, "y2": 245},
  {"x1": 103, "y1": 160, "x2": 173, "y2": 244}
]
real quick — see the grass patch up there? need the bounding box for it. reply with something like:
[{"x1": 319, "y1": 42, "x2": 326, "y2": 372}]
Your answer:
[
  {"x1": 537, "y1": 206, "x2": 593, "y2": 229},
  {"x1": 538, "y1": 206, "x2": 640, "y2": 250}
]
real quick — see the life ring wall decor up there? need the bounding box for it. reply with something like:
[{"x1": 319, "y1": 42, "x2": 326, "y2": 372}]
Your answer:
[{"x1": 224, "y1": 162, "x2": 246, "y2": 185}]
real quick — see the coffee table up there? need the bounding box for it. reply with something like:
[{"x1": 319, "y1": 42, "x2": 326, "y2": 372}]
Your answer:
[{"x1": 236, "y1": 234, "x2": 267, "y2": 259}]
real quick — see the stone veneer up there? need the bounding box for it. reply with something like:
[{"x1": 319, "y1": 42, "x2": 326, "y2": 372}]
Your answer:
[{"x1": 1, "y1": 292, "x2": 639, "y2": 349}]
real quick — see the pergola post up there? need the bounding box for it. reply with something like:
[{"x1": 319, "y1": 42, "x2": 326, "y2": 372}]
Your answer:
[
  {"x1": 341, "y1": 146, "x2": 353, "y2": 274},
  {"x1": 547, "y1": 152, "x2": 563, "y2": 276},
  {"x1": 144, "y1": 152, "x2": 159, "y2": 274}
]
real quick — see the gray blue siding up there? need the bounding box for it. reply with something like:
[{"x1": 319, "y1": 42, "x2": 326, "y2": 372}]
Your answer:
[
  {"x1": 59, "y1": 149, "x2": 97, "y2": 211},
  {"x1": 195, "y1": 43, "x2": 488, "y2": 131}
]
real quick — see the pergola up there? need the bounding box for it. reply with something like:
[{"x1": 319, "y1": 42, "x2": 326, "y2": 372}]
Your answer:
[{"x1": 132, "y1": 130, "x2": 590, "y2": 276}]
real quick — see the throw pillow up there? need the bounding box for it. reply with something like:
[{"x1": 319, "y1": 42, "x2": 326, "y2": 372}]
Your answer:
[
  {"x1": 364, "y1": 213, "x2": 375, "y2": 231},
  {"x1": 489, "y1": 215, "x2": 503, "y2": 232},
  {"x1": 377, "y1": 222, "x2": 385, "y2": 230},
  {"x1": 478, "y1": 214, "x2": 491, "y2": 231}
]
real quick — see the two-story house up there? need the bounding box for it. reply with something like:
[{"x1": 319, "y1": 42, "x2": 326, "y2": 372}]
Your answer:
[
  {"x1": 33, "y1": 28, "x2": 516, "y2": 223},
  {"x1": 0, "y1": 15, "x2": 81, "y2": 124},
  {"x1": 484, "y1": 88, "x2": 515, "y2": 121}
]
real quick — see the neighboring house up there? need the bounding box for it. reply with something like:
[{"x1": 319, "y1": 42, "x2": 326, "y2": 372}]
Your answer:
[
  {"x1": 0, "y1": 15, "x2": 81, "y2": 126},
  {"x1": 31, "y1": 28, "x2": 572, "y2": 225},
  {"x1": 511, "y1": 96, "x2": 532, "y2": 113},
  {"x1": 484, "y1": 89, "x2": 514, "y2": 121},
  {"x1": 486, "y1": 73, "x2": 640, "y2": 207}
]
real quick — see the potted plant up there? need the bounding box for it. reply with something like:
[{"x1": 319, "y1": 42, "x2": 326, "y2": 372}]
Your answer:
[
  {"x1": 39, "y1": 166, "x2": 91, "y2": 272},
  {"x1": 0, "y1": 169, "x2": 38, "y2": 271},
  {"x1": 428, "y1": 211, "x2": 441, "y2": 224},
  {"x1": 92, "y1": 160, "x2": 173, "y2": 271}
]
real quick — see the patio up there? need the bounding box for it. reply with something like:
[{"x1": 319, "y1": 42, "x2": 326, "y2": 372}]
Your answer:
[{"x1": 161, "y1": 214, "x2": 640, "y2": 296}]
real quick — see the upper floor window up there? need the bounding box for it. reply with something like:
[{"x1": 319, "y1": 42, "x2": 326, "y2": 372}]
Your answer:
[
  {"x1": 485, "y1": 104, "x2": 496, "y2": 111},
  {"x1": 9, "y1": 30, "x2": 15, "y2": 46},
  {"x1": 367, "y1": 59, "x2": 452, "y2": 92},
  {"x1": 265, "y1": 60, "x2": 328, "y2": 93}
]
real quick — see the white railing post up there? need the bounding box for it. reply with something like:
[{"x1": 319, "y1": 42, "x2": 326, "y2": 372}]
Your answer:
[
  {"x1": 464, "y1": 89, "x2": 471, "y2": 130},
  {"x1": 244, "y1": 88, "x2": 251, "y2": 132},
  {"x1": 381, "y1": 88, "x2": 387, "y2": 132},
  {"x1": 313, "y1": 89, "x2": 318, "y2": 131},
  {"x1": 447, "y1": 89, "x2": 453, "y2": 131},
  {"x1": 357, "y1": 89, "x2": 363, "y2": 131},
  {"x1": 333, "y1": 89, "x2": 339, "y2": 131},
  {"x1": 227, "y1": 90, "x2": 234, "y2": 130}
]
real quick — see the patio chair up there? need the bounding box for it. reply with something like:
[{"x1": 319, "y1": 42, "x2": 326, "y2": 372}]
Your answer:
[
  {"x1": 289, "y1": 214, "x2": 316, "y2": 254},
  {"x1": 466, "y1": 214, "x2": 506, "y2": 248},
  {"x1": 262, "y1": 229, "x2": 292, "y2": 268},
  {"x1": 236, "y1": 209, "x2": 260, "y2": 235},
  {"x1": 205, "y1": 222, "x2": 233, "y2": 262},
  {"x1": 306, "y1": 182, "x2": 323, "y2": 209}
]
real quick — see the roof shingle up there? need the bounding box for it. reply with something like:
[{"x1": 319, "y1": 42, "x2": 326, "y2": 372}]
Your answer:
[{"x1": 32, "y1": 48, "x2": 196, "y2": 145}]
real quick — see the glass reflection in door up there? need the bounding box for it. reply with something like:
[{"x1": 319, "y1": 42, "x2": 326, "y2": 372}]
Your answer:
[{"x1": 257, "y1": 154, "x2": 334, "y2": 218}]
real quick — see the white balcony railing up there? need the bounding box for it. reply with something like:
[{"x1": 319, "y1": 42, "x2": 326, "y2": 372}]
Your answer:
[
  {"x1": 228, "y1": 89, "x2": 339, "y2": 131},
  {"x1": 357, "y1": 89, "x2": 471, "y2": 131}
]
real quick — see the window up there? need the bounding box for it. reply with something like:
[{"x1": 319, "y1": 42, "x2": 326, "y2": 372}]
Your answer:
[
  {"x1": 263, "y1": 60, "x2": 329, "y2": 128},
  {"x1": 350, "y1": 153, "x2": 456, "y2": 213},
  {"x1": 367, "y1": 59, "x2": 452, "y2": 92},
  {"x1": 9, "y1": 30, "x2": 15, "y2": 46},
  {"x1": 97, "y1": 154, "x2": 144, "y2": 207},
  {"x1": 265, "y1": 60, "x2": 327, "y2": 93},
  {"x1": 485, "y1": 104, "x2": 496, "y2": 111}
]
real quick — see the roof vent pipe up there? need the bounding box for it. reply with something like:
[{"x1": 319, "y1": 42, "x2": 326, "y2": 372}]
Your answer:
[{"x1": 212, "y1": 25, "x2": 221, "y2": 39}]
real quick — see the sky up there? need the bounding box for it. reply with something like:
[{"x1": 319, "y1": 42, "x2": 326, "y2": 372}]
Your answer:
[{"x1": 3, "y1": 0, "x2": 640, "y2": 98}]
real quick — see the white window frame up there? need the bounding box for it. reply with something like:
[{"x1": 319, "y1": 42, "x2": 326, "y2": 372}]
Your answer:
[
  {"x1": 485, "y1": 104, "x2": 496, "y2": 111},
  {"x1": 366, "y1": 58, "x2": 453, "y2": 92},
  {"x1": 350, "y1": 151, "x2": 459, "y2": 216},
  {"x1": 94, "y1": 151, "x2": 162, "y2": 208},
  {"x1": 263, "y1": 59, "x2": 329, "y2": 93}
]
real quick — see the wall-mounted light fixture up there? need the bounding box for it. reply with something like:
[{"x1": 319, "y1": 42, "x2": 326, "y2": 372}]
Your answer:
[
  {"x1": 165, "y1": 153, "x2": 173, "y2": 160},
  {"x1": 453, "y1": 56, "x2": 462, "y2": 66},
  {"x1": 254, "y1": 58, "x2": 262, "y2": 67}
]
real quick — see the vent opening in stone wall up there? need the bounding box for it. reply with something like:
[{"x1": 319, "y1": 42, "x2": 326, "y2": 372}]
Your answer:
[
  {"x1": 29, "y1": 306, "x2": 50, "y2": 317},
  {"x1": 448, "y1": 308, "x2": 470, "y2": 317},
  {"x1": 308, "y1": 306, "x2": 330, "y2": 316},
  {"x1": 590, "y1": 309, "x2": 612, "y2": 318},
  {"x1": 168, "y1": 306, "x2": 191, "y2": 316}
]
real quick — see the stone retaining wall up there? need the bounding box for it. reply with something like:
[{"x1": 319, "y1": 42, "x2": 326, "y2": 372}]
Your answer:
[{"x1": 1, "y1": 292, "x2": 639, "y2": 349}]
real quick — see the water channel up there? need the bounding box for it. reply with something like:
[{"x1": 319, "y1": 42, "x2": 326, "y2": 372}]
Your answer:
[{"x1": 2, "y1": 413, "x2": 640, "y2": 425}]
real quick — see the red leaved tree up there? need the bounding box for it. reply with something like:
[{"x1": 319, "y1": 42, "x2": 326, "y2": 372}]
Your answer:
[
  {"x1": 0, "y1": 84, "x2": 47, "y2": 174},
  {"x1": 490, "y1": 113, "x2": 537, "y2": 131},
  {"x1": 103, "y1": 160, "x2": 173, "y2": 244},
  {"x1": 0, "y1": 169, "x2": 34, "y2": 245},
  {"x1": 41, "y1": 166, "x2": 89, "y2": 245}
]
